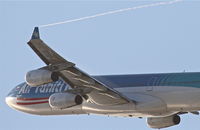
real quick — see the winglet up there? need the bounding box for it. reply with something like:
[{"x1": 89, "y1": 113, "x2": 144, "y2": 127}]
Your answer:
[{"x1": 31, "y1": 27, "x2": 40, "y2": 39}]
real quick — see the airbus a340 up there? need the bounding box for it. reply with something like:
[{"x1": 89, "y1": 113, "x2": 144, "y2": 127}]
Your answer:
[{"x1": 6, "y1": 27, "x2": 200, "y2": 129}]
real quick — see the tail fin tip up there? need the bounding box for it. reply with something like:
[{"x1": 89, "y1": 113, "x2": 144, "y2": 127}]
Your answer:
[{"x1": 31, "y1": 27, "x2": 40, "y2": 40}]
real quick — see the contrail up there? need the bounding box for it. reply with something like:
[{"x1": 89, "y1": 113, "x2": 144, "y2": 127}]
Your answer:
[{"x1": 39, "y1": 0, "x2": 182, "y2": 28}]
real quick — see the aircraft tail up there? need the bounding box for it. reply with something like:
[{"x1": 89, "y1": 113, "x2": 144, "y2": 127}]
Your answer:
[{"x1": 31, "y1": 27, "x2": 40, "y2": 39}]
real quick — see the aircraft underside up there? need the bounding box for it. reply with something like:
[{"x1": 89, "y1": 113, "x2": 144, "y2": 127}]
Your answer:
[{"x1": 6, "y1": 84, "x2": 200, "y2": 128}]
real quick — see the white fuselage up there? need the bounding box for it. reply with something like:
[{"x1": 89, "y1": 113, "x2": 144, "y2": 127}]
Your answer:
[{"x1": 6, "y1": 82, "x2": 200, "y2": 117}]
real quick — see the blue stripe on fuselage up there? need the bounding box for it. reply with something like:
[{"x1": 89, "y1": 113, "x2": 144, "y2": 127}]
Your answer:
[
  {"x1": 94, "y1": 72, "x2": 200, "y2": 88},
  {"x1": 9, "y1": 72, "x2": 200, "y2": 98}
]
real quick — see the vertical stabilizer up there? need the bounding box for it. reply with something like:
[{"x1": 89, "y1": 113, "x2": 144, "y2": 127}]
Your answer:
[{"x1": 31, "y1": 27, "x2": 40, "y2": 39}]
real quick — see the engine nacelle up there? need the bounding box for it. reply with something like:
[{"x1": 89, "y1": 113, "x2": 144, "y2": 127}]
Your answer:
[
  {"x1": 49, "y1": 93, "x2": 83, "y2": 109},
  {"x1": 25, "y1": 69, "x2": 58, "y2": 86},
  {"x1": 147, "y1": 115, "x2": 180, "y2": 129}
]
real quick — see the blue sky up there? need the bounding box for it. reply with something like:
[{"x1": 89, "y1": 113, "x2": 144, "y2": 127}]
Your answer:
[{"x1": 1, "y1": 0, "x2": 200, "y2": 130}]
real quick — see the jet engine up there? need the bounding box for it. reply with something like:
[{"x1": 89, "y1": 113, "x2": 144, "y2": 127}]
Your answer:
[
  {"x1": 147, "y1": 115, "x2": 180, "y2": 129},
  {"x1": 49, "y1": 93, "x2": 83, "y2": 109},
  {"x1": 25, "y1": 69, "x2": 59, "y2": 86}
]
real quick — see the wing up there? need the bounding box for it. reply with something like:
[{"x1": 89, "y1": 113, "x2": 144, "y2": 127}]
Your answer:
[{"x1": 27, "y1": 27, "x2": 133, "y2": 105}]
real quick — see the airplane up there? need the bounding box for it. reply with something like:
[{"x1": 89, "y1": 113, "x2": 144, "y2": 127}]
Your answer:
[{"x1": 5, "y1": 27, "x2": 200, "y2": 129}]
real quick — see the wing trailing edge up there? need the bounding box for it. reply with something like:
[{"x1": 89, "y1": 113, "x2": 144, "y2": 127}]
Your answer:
[{"x1": 27, "y1": 27, "x2": 134, "y2": 105}]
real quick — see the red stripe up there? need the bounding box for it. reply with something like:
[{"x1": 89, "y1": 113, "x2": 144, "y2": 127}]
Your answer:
[
  {"x1": 17, "y1": 97, "x2": 49, "y2": 101},
  {"x1": 17, "y1": 101, "x2": 49, "y2": 105}
]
